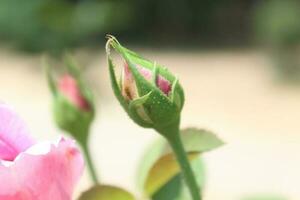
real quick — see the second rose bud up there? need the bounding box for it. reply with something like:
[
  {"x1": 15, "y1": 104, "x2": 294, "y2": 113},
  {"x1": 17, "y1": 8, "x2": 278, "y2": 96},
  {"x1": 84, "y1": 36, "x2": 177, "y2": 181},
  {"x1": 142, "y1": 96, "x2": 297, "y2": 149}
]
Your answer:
[{"x1": 46, "y1": 56, "x2": 95, "y2": 144}]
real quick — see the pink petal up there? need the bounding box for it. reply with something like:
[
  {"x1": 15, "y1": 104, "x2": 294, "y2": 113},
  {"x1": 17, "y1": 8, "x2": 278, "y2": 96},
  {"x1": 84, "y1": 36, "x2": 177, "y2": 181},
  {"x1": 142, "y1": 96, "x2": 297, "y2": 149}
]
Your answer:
[
  {"x1": 58, "y1": 74, "x2": 91, "y2": 111},
  {"x1": 156, "y1": 76, "x2": 172, "y2": 95},
  {"x1": 136, "y1": 65, "x2": 172, "y2": 95},
  {"x1": 122, "y1": 63, "x2": 172, "y2": 99},
  {"x1": 0, "y1": 137, "x2": 84, "y2": 200},
  {"x1": 0, "y1": 104, "x2": 35, "y2": 161}
]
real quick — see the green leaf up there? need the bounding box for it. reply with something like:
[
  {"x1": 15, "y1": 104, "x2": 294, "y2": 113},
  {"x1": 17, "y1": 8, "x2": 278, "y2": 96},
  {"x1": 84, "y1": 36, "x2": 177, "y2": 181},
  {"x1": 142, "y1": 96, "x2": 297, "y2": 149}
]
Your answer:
[
  {"x1": 144, "y1": 152, "x2": 203, "y2": 196},
  {"x1": 164, "y1": 128, "x2": 224, "y2": 154},
  {"x1": 151, "y1": 155, "x2": 205, "y2": 200},
  {"x1": 136, "y1": 139, "x2": 166, "y2": 192},
  {"x1": 152, "y1": 174, "x2": 181, "y2": 200},
  {"x1": 137, "y1": 127, "x2": 223, "y2": 199},
  {"x1": 178, "y1": 158, "x2": 206, "y2": 200},
  {"x1": 78, "y1": 185, "x2": 135, "y2": 200}
]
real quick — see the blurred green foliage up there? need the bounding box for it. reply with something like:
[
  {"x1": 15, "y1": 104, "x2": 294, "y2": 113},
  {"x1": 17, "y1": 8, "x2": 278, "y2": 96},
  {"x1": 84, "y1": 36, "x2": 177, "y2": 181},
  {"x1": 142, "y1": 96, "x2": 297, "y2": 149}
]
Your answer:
[
  {"x1": 0, "y1": 0, "x2": 133, "y2": 55},
  {"x1": 254, "y1": 0, "x2": 300, "y2": 82},
  {"x1": 254, "y1": 0, "x2": 300, "y2": 46},
  {"x1": 1, "y1": 0, "x2": 300, "y2": 83},
  {"x1": 0, "y1": 0, "x2": 256, "y2": 55}
]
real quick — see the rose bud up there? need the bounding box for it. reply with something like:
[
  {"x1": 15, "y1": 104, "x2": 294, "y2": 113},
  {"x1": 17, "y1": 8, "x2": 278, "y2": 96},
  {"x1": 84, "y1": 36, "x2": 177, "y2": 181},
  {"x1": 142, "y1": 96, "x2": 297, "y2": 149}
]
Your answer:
[
  {"x1": 46, "y1": 56, "x2": 95, "y2": 144},
  {"x1": 106, "y1": 36, "x2": 184, "y2": 137}
]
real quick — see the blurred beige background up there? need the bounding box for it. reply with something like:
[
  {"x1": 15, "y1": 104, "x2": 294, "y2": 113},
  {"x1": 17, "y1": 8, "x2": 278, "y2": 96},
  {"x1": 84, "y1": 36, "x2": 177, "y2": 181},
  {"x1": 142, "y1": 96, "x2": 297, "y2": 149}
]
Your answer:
[{"x1": 1, "y1": 48, "x2": 300, "y2": 200}]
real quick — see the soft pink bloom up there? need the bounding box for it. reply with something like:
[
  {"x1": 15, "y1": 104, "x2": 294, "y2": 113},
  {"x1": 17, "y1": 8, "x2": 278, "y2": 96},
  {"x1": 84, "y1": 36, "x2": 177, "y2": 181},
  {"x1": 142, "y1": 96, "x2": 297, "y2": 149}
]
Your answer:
[
  {"x1": 58, "y1": 74, "x2": 91, "y2": 111},
  {"x1": 0, "y1": 104, "x2": 84, "y2": 200},
  {"x1": 122, "y1": 63, "x2": 172, "y2": 100}
]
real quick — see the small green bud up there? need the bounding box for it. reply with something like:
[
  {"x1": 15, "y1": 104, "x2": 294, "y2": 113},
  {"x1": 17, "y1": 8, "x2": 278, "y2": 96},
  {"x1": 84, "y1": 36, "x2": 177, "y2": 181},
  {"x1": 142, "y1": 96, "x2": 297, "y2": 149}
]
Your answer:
[
  {"x1": 106, "y1": 35, "x2": 184, "y2": 137},
  {"x1": 46, "y1": 56, "x2": 95, "y2": 144}
]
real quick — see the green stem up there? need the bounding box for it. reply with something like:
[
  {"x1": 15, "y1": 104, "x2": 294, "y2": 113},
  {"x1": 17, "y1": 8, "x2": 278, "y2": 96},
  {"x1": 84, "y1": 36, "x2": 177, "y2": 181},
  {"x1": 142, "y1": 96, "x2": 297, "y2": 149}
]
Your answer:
[
  {"x1": 166, "y1": 132, "x2": 201, "y2": 200},
  {"x1": 82, "y1": 143, "x2": 99, "y2": 184}
]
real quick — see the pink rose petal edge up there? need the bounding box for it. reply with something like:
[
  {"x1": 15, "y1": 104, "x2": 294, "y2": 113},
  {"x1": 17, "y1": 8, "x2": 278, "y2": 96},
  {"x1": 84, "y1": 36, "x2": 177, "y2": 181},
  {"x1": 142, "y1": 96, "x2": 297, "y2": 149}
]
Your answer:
[{"x1": 0, "y1": 137, "x2": 84, "y2": 200}]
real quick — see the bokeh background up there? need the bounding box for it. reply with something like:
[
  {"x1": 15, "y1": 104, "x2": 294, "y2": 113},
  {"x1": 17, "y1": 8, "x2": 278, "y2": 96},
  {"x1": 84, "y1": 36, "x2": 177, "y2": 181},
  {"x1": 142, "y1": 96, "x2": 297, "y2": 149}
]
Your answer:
[{"x1": 0, "y1": 0, "x2": 300, "y2": 199}]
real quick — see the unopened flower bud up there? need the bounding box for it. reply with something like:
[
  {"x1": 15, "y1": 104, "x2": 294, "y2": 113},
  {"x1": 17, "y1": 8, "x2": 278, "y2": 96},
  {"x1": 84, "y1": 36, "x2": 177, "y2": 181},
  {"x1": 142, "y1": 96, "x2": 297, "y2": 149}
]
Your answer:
[
  {"x1": 106, "y1": 36, "x2": 184, "y2": 137},
  {"x1": 46, "y1": 56, "x2": 95, "y2": 144}
]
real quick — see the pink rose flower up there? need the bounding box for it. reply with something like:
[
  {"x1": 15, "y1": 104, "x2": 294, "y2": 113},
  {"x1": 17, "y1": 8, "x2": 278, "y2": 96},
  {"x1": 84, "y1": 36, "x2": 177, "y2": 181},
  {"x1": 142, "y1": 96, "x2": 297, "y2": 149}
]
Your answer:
[{"x1": 0, "y1": 104, "x2": 84, "y2": 200}]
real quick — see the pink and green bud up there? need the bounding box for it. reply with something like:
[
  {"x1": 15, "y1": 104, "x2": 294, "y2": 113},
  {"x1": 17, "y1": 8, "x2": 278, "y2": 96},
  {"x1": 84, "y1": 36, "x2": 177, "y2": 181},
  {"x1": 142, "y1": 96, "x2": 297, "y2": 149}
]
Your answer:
[
  {"x1": 46, "y1": 56, "x2": 95, "y2": 144},
  {"x1": 106, "y1": 36, "x2": 184, "y2": 137},
  {"x1": 122, "y1": 62, "x2": 172, "y2": 99}
]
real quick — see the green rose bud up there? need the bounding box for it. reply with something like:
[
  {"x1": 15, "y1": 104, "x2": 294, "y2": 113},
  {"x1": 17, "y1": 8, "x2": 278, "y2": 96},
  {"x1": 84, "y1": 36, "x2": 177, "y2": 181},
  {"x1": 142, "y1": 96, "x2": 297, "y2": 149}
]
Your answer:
[
  {"x1": 106, "y1": 35, "x2": 184, "y2": 138},
  {"x1": 46, "y1": 56, "x2": 95, "y2": 144}
]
